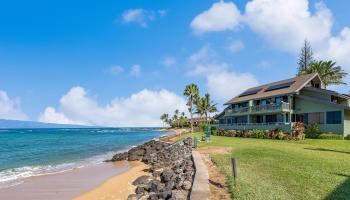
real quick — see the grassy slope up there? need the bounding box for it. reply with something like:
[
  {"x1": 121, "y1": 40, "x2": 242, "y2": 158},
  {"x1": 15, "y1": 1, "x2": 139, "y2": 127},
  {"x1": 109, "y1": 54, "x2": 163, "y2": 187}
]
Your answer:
[{"x1": 185, "y1": 133, "x2": 350, "y2": 200}]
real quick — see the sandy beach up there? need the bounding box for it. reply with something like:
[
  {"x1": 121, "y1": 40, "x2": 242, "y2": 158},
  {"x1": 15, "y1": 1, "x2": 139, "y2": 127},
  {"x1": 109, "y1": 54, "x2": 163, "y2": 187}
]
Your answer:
[
  {"x1": 0, "y1": 161, "x2": 132, "y2": 200},
  {"x1": 74, "y1": 161, "x2": 149, "y2": 200}
]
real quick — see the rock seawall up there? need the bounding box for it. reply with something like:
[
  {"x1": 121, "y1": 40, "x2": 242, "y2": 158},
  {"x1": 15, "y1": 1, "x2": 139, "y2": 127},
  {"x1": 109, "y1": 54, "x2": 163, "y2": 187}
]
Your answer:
[{"x1": 108, "y1": 138, "x2": 194, "y2": 200}]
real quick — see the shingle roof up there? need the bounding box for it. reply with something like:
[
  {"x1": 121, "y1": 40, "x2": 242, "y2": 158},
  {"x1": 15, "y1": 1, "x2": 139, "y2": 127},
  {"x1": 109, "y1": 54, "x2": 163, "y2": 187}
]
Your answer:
[{"x1": 225, "y1": 73, "x2": 320, "y2": 105}]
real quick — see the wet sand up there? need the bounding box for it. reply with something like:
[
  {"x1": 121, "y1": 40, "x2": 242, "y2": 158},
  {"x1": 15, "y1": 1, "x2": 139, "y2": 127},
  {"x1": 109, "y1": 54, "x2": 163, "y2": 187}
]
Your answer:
[
  {"x1": 0, "y1": 161, "x2": 131, "y2": 200},
  {"x1": 74, "y1": 161, "x2": 149, "y2": 200}
]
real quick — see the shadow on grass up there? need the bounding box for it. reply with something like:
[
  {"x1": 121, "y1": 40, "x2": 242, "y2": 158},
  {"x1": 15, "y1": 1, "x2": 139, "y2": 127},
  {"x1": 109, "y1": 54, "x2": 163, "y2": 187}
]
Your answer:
[
  {"x1": 209, "y1": 179, "x2": 224, "y2": 188},
  {"x1": 304, "y1": 147, "x2": 350, "y2": 155},
  {"x1": 324, "y1": 173, "x2": 350, "y2": 200}
]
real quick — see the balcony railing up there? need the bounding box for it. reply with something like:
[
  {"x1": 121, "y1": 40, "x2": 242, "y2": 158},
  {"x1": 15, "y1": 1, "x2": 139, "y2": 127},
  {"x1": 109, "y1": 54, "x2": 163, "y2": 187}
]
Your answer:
[{"x1": 225, "y1": 102, "x2": 290, "y2": 115}]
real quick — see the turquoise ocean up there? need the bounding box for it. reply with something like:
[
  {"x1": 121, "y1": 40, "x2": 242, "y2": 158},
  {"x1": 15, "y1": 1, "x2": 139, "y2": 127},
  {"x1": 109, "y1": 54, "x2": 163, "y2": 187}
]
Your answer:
[{"x1": 0, "y1": 128, "x2": 166, "y2": 188}]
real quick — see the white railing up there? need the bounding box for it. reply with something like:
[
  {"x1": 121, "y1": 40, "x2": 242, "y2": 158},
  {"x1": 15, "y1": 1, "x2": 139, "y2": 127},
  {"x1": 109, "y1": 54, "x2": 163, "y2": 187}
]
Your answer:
[{"x1": 226, "y1": 102, "x2": 290, "y2": 115}]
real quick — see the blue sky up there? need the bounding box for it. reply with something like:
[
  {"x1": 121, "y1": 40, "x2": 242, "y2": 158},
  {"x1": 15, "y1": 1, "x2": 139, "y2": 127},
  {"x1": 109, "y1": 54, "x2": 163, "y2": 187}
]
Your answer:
[{"x1": 0, "y1": 0, "x2": 349, "y2": 126}]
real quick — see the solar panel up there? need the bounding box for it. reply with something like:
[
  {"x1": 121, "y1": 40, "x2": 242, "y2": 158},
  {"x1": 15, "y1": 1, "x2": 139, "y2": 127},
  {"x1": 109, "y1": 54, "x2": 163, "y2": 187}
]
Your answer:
[
  {"x1": 265, "y1": 81, "x2": 295, "y2": 92},
  {"x1": 239, "y1": 88, "x2": 262, "y2": 97}
]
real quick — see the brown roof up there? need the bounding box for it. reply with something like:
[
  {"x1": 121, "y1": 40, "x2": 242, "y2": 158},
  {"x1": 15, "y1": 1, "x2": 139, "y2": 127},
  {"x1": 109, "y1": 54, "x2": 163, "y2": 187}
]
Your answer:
[{"x1": 225, "y1": 73, "x2": 320, "y2": 105}]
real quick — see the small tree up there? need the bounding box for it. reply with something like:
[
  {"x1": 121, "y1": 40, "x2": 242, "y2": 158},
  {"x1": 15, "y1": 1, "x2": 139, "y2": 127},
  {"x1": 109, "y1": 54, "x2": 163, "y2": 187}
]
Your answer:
[
  {"x1": 297, "y1": 39, "x2": 314, "y2": 75},
  {"x1": 160, "y1": 113, "x2": 169, "y2": 127},
  {"x1": 184, "y1": 84, "x2": 199, "y2": 133}
]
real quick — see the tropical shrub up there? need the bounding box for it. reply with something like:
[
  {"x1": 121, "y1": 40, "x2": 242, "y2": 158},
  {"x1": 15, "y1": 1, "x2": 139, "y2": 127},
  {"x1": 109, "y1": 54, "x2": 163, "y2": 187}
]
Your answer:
[
  {"x1": 292, "y1": 122, "x2": 305, "y2": 140},
  {"x1": 270, "y1": 129, "x2": 281, "y2": 139},
  {"x1": 277, "y1": 131, "x2": 285, "y2": 140},
  {"x1": 318, "y1": 133, "x2": 344, "y2": 140},
  {"x1": 263, "y1": 130, "x2": 270, "y2": 139},
  {"x1": 305, "y1": 124, "x2": 322, "y2": 139},
  {"x1": 250, "y1": 129, "x2": 265, "y2": 139},
  {"x1": 283, "y1": 133, "x2": 291, "y2": 140},
  {"x1": 345, "y1": 135, "x2": 350, "y2": 140},
  {"x1": 227, "y1": 130, "x2": 237, "y2": 137}
]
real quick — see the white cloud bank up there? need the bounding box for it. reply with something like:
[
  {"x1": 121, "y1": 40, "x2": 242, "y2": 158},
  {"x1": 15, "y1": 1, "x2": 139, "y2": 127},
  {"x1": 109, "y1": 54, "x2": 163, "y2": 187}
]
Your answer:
[
  {"x1": 38, "y1": 87, "x2": 187, "y2": 127},
  {"x1": 188, "y1": 45, "x2": 258, "y2": 102},
  {"x1": 0, "y1": 90, "x2": 27, "y2": 120},
  {"x1": 191, "y1": 0, "x2": 350, "y2": 70},
  {"x1": 190, "y1": 1, "x2": 241, "y2": 34}
]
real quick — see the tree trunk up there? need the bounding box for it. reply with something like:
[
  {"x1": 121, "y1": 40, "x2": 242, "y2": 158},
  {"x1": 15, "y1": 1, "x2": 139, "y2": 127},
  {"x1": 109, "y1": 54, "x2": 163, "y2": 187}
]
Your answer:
[{"x1": 190, "y1": 102, "x2": 194, "y2": 133}]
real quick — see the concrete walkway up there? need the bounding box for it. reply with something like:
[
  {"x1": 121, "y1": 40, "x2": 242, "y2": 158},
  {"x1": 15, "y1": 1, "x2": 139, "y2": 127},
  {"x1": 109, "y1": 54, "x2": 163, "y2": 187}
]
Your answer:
[{"x1": 190, "y1": 150, "x2": 210, "y2": 200}]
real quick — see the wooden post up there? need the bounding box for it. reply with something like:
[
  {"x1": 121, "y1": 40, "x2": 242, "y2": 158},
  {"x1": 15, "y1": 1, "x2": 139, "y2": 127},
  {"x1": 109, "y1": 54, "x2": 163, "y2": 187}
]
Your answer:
[
  {"x1": 231, "y1": 158, "x2": 237, "y2": 182},
  {"x1": 193, "y1": 136, "x2": 198, "y2": 148}
]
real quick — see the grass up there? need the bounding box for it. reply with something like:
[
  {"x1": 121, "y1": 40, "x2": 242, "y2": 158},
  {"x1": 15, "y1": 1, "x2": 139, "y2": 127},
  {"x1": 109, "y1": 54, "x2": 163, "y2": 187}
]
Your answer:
[{"x1": 181, "y1": 132, "x2": 350, "y2": 200}]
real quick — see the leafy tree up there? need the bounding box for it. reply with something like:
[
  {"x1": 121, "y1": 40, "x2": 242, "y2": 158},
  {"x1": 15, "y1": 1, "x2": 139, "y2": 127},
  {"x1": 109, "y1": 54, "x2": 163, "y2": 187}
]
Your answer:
[
  {"x1": 179, "y1": 112, "x2": 187, "y2": 128},
  {"x1": 195, "y1": 93, "x2": 218, "y2": 123},
  {"x1": 299, "y1": 60, "x2": 348, "y2": 87},
  {"x1": 160, "y1": 113, "x2": 169, "y2": 127},
  {"x1": 173, "y1": 109, "x2": 179, "y2": 128},
  {"x1": 297, "y1": 39, "x2": 314, "y2": 75},
  {"x1": 183, "y1": 84, "x2": 199, "y2": 133}
]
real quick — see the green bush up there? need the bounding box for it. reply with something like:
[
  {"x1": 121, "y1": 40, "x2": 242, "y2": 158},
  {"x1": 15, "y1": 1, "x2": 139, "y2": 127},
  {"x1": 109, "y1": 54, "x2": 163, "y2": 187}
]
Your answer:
[
  {"x1": 263, "y1": 130, "x2": 270, "y2": 139},
  {"x1": 345, "y1": 135, "x2": 350, "y2": 140},
  {"x1": 277, "y1": 131, "x2": 284, "y2": 140},
  {"x1": 305, "y1": 124, "x2": 322, "y2": 139},
  {"x1": 250, "y1": 129, "x2": 265, "y2": 139},
  {"x1": 318, "y1": 133, "x2": 344, "y2": 140}
]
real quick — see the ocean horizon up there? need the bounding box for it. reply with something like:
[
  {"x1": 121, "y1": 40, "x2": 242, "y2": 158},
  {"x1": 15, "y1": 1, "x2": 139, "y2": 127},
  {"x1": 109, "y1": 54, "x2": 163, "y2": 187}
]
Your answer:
[{"x1": 0, "y1": 128, "x2": 167, "y2": 189}]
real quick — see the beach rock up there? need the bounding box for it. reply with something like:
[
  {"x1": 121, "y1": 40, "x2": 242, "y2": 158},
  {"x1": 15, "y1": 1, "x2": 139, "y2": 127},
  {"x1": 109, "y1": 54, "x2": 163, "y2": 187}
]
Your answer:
[
  {"x1": 109, "y1": 152, "x2": 128, "y2": 161},
  {"x1": 116, "y1": 137, "x2": 194, "y2": 200},
  {"x1": 132, "y1": 175, "x2": 151, "y2": 186},
  {"x1": 182, "y1": 180, "x2": 192, "y2": 190},
  {"x1": 160, "y1": 169, "x2": 174, "y2": 182},
  {"x1": 127, "y1": 194, "x2": 139, "y2": 200}
]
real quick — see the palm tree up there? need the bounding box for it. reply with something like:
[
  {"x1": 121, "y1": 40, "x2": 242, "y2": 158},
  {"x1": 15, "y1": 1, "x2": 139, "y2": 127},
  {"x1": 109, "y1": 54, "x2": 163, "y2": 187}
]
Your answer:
[
  {"x1": 160, "y1": 113, "x2": 169, "y2": 127},
  {"x1": 173, "y1": 109, "x2": 179, "y2": 128},
  {"x1": 179, "y1": 112, "x2": 186, "y2": 128},
  {"x1": 183, "y1": 84, "x2": 199, "y2": 133},
  {"x1": 299, "y1": 60, "x2": 348, "y2": 87},
  {"x1": 196, "y1": 93, "x2": 218, "y2": 123}
]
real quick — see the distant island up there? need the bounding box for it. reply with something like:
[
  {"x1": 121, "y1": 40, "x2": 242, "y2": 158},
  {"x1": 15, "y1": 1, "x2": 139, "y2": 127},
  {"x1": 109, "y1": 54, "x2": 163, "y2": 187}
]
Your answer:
[{"x1": 0, "y1": 119, "x2": 90, "y2": 129}]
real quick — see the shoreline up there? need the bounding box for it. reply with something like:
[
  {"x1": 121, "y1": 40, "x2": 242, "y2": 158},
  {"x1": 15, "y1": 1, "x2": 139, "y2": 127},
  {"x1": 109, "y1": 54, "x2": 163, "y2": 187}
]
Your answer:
[
  {"x1": 74, "y1": 161, "x2": 149, "y2": 200},
  {"x1": 0, "y1": 161, "x2": 131, "y2": 200},
  {"x1": 0, "y1": 128, "x2": 191, "y2": 200}
]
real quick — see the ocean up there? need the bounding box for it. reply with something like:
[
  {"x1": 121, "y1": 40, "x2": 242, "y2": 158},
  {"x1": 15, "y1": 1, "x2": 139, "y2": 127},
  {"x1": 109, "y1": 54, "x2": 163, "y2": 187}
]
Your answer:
[{"x1": 0, "y1": 128, "x2": 166, "y2": 188}]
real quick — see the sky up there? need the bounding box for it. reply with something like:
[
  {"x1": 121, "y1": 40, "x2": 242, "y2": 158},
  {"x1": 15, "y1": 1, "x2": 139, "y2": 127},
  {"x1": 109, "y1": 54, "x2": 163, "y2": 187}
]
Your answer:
[{"x1": 0, "y1": 0, "x2": 350, "y2": 127}]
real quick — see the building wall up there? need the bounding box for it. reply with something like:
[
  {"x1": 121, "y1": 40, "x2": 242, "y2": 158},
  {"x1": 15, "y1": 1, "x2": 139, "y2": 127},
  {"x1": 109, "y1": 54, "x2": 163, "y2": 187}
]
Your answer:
[
  {"x1": 295, "y1": 97, "x2": 344, "y2": 135},
  {"x1": 344, "y1": 110, "x2": 350, "y2": 136},
  {"x1": 300, "y1": 89, "x2": 331, "y2": 102}
]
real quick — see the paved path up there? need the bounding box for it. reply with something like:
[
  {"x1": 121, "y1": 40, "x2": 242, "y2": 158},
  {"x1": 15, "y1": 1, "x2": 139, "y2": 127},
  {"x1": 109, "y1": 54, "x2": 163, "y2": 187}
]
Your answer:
[{"x1": 190, "y1": 150, "x2": 210, "y2": 200}]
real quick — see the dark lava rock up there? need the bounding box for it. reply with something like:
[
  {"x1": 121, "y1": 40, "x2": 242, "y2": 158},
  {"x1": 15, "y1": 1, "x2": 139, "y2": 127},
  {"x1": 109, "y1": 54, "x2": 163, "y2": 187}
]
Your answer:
[
  {"x1": 132, "y1": 175, "x2": 151, "y2": 186},
  {"x1": 112, "y1": 137, "x2": 195, "y2": 200}
]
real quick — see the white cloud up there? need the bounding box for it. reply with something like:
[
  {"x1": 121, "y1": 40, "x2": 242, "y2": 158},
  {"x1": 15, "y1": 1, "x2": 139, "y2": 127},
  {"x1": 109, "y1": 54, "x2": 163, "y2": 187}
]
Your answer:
[
  {"x1": 245, "y1": 0, "x2": 333, "y2": 52},
  {"x1": 105, "y1": 65, "x2": 124, "y2": 75},
  {"x1": 122, "y1": 9, "x2": 166, "y2": 27},
  {"x1": 190, "y1": 1, "x2": 241, "y2": 34},
  {"x1": 188, "y1": 46, "x2": 258, "y2": 101},
  {"x1": 228, "y1": 40, "x2": 244, "y2": 53},
  {"x1": 0, "y1": 90, "x2": 27, "y2": 120},
  {"x1": 317, "y1": 27, "x2": 350, "y2": 71},
  {"x1": 38, "y1": 87, "x2": 187, "y2": 127},
  {"x1": 161, "y1": 57, "x2": 176, "y2": 67},
  {"x1": 130, "y1": 64, "x2": 141, "y2": 76}
]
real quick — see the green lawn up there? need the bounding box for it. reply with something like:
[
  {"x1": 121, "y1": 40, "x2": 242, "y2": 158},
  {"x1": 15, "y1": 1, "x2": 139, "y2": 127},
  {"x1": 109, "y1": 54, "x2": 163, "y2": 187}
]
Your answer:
[{"x1": 187, "y1": 133, "x2": 350, "y2": 200}]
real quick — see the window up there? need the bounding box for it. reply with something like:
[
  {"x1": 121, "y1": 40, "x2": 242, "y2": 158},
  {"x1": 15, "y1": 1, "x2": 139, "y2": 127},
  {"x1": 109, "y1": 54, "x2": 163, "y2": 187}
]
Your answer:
[
  {"x1": 327, "y1": 111, "x2": 342, "y2": 124},
  {"x1": 308, "y1": 112, "x2": 325, "y2": 124},
  {"x1": 266, "y1": 115, "x2": 277, "y2": 123},
  {"x1": 227, "y1": 118, "x2": 232, "y2": 124},
  {"x1": 219, "y1": 119, "x2": 226, "y2": 124}
]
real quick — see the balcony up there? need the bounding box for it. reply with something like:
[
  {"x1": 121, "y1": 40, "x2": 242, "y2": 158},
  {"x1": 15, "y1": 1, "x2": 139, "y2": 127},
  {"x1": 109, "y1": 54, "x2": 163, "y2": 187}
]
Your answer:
[
  {"x1": 218, "y1": 122, "x2": 293, "y2": 132},
  {"x1": 225, "y1": 102, "x2": 291, "y2": 116}
]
